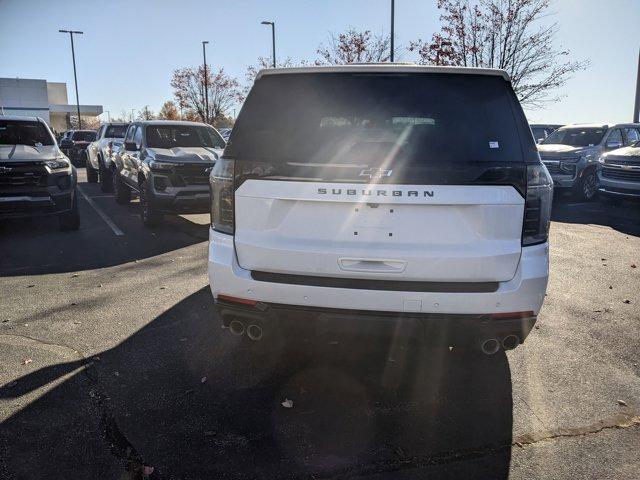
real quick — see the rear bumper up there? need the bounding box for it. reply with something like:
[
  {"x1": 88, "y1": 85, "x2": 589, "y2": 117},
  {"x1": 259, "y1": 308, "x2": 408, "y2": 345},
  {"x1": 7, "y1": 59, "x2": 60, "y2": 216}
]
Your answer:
[{"x1": 208, "y1": 228, "x2": 549, "y2": 339}]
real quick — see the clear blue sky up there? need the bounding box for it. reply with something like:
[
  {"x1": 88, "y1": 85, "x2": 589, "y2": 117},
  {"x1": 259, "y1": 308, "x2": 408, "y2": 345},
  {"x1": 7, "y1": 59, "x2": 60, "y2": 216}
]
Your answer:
[{"x1": 0, "y1": 0, "x2": 638, "y2": 124}]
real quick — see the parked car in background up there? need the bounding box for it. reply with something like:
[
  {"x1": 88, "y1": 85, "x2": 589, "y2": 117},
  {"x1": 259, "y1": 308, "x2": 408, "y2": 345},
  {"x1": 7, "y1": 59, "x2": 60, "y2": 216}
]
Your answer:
[
  {"x1": 208, "y1": 64, "x2": 552, "y2": 354},
  {"x1": 111, "y1": 120, "x2": 225, "y2": 226},
  {"x1": 218, "y1": 128, "x2": 232, "y2": 142},
  {"x1": 598, "y1": 138, "x2": 640, "y2": 204},
  {"x1": 86, "y1": 122, "x2": 128, "y2": 189},
  {"x1": 537, "y1": 123, "x2": 640, "y2": 200},
  {"x1": 0, "y1": 116, "x2": 79, "y2": 230},
  {"x1": 59, "y1": 129, "x2": 96, "y2": 167},
  {"x1": 530, "y1": 123, "x2": 563, "y2": 143}
]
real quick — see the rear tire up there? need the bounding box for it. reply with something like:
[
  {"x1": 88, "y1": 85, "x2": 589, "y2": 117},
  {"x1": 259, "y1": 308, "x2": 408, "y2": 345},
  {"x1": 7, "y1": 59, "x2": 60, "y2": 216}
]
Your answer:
[
  {"x1": 99, "y1": 156, "x2": 113, "y2": 192},
  {"x1": 59, "y1": 192, "x2": 80, "y2": 231},
  {"x1": 139, "y1": 179, "x2": 162, "y2": 227},
  {"x1": 86, "y1": 163, "x2": 98, "y2": 183},
  {"x1": 112, "y1": 167, "x2": 131, "y2": 205}
]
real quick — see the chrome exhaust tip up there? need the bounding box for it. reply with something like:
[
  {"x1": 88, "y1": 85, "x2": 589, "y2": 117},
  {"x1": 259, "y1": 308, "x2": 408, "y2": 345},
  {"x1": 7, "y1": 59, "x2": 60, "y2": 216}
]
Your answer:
[
  {"x1": 246, "y1": 324, "x2": 263, "y2": 341},
  {"x1": 502, "y1": 335, "x2": 520, "y2": 350},
  {"x1": 229, "y1": 319, "x2": 245, "y2": 336},
  {"x1": 481, "y1": 338, "x2": 500, "y2": 355}
]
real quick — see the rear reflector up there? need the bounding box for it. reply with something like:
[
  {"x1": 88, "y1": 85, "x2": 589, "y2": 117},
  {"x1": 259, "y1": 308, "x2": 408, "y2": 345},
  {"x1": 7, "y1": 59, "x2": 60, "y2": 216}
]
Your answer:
[
  {"x1": 489, "y1": 311, "x2": 535, "y2": 319},
  {"x1": 216, "y1": 294, "x2": 258, "y2": 307}
]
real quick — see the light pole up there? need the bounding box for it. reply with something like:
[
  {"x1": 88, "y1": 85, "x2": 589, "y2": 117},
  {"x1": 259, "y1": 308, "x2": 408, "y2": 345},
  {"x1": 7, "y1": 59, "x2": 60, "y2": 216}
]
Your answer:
[
  {"x1": 261, "y1": 21, "x2": 276, "y2": 68},
  {"x1": 202, "y1": 40, "x2": 210, "y2": 123},
  {"x1": 634, "y1": 47, "x2": 640, "y2": 123},
  {"x1": 59, "y1": 29, "x2": 84, "y2": 129},
  {"x1": 104, "y1": 110, "x2": 111, "y2": 122},
  {"x1": 130, "y1": 109, "x2": 135, "y2": 122},
  {"x1": 390, "y1": 0, "x2": 395, "y2": 62}
]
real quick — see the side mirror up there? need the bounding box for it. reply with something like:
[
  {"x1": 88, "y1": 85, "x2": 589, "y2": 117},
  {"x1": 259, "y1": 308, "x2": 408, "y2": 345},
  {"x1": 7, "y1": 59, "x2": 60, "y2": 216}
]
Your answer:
[
  {"x1": 124, "y1": 141, "x2": 138, "y2": 151},
  {"x1": 606, "y1": 140, "x2": 622, "y2": 150}
]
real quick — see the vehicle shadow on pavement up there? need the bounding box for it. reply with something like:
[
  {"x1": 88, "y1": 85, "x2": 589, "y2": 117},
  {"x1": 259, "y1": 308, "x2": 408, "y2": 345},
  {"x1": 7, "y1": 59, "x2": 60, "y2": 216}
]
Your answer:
[
  {"x1": 551, "y1": 196, "x2": 640, "y2": 237},
  {"x1": 0, "y1": 197, "x2": 208, "y2": 277},
  {"x1": 0, "y1": 287, "x2": 513, "y2": 479}
]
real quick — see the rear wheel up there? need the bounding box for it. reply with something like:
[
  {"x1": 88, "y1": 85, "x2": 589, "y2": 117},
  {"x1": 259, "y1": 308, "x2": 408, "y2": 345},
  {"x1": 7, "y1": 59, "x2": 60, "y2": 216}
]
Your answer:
[
  {"x1": 99, "y1": 156, "x2": 113, "y2": 192},
  {"x1": 112, "y1": 167, "x2": 131, "y2": 205},
  {"x1": 575, "y1": 169, "x2": 598, "y2": 201},
  {"x1": 59, "y1": 192, "x2": 80, "y2": 231},
  {"x1": 139, "y1": 179, "x2": 162, "y2": 227},
  {"x1": 86, "y1": 162, "x2": 98, "y2": 183}
]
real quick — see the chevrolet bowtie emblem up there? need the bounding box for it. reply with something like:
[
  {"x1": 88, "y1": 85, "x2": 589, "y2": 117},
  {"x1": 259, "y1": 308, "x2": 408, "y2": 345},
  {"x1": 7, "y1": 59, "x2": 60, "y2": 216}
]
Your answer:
[{"x1": 359, "y1": 168, "x2": 392, "y2": 179}]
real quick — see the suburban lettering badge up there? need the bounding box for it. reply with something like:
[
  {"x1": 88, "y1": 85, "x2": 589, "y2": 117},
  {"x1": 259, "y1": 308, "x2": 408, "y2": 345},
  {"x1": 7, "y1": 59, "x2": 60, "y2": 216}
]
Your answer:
[{"x1": 317, "y1": 188, "x2": 434, "y2": 197}]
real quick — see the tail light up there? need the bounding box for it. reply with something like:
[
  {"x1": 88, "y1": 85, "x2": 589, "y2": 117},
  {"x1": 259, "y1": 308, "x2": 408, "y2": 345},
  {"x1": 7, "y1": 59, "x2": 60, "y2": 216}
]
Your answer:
[
  {"x1": 522, "y1": 163, "x2": 553, "y2": 246},
  {"x1": 209, "y1": 158, "x2": 235, "y2": 234}
]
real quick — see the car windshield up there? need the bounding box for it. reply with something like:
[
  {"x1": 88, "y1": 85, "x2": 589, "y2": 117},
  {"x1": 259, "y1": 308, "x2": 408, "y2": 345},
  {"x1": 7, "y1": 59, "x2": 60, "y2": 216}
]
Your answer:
[
  {"x1": 105, "y1": 125, "x2": 127, "y2": 138},
  {"x1": 542, "y1": 127, "x2": 606, "y2": 147},
  {"x1": 146, "y1": 124, "x2": 226, "y2": 149},
  {"x1": 0, "y1": 120, "x2": 54, "y2": 146},
  {"x1": 229, "y1": 72, "x2": 522, "y2": 164},
  {"x1": 71, "y1": 131, "x2": 96, "y2": 142}
]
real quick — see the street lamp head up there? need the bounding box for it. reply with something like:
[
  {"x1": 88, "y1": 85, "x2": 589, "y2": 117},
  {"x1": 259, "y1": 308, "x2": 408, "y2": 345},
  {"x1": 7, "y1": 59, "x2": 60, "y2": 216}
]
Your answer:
[
  {"x1": 203, "y1": 40, "x2": 209, "y2": 45},
  {"x1": 59, "y1": 29, "x2": 83, "y2": 34},
  {"x1": 261, "y1": 21, "x2": 273, "y2": 26}
]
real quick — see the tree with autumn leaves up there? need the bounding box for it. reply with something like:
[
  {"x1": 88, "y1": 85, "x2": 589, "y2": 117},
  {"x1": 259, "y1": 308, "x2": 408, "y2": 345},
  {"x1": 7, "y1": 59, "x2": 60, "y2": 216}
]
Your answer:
[
  {"x1": 170, "y1": 66, "x2": 243, "y2": 128},
  {"x1": 164, "y1": 0, "x2": 584, "y2": 126},
  {"x1": 410, "y1": 0, "x2": 587, "y2": 107}
]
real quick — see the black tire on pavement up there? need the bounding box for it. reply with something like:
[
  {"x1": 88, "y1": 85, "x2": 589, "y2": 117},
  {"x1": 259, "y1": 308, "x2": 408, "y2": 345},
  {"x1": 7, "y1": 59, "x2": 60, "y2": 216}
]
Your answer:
[
  {"x1": 112, "y1": 167, "x2": 131, "y2": 205},
  {"x1": 575, "y1": 169, "x2": 598, "y2": 201},
  {"x1": 99, "y1": 156, "x2": 113, "y2": 193},
  {"x1": 86, "y1": 162, "x2": 98, "y2": 183},
  {"x1": 59, "y1": 191, "x2": 80, "y2": 231},
  {"x1": 139, "y1": 178, "x2": 162, "y2": 228}
]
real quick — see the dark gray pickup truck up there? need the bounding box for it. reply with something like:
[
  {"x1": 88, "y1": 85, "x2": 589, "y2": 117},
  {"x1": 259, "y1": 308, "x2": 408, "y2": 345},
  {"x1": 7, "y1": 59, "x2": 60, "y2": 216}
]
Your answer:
[
  {"x1": 0, "y1": 116, "x2": 79, "y2": 230},
  {"x1": 111, "y1": 120, "x2": 225, "y2": 227}
]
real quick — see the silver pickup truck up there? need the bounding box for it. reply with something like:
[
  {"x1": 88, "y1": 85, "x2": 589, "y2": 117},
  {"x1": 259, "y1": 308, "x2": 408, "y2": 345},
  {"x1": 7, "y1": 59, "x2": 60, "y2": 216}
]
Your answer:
[
  {"x1": 86, "y1": 122, "x2": 128, "y2": 191},
  {"x1": 537, "y1": 123, "x2": 640, "y2": 200}
]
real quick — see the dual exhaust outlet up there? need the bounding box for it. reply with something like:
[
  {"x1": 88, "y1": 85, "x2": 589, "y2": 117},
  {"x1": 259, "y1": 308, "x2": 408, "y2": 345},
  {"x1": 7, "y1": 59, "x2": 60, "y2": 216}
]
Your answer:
[
  {"x1": 229, "y1": 319, "x2": 263, "y2": 341},
  {"x1": 481, "y1": 335, "x2": 519, "y2": 354}
]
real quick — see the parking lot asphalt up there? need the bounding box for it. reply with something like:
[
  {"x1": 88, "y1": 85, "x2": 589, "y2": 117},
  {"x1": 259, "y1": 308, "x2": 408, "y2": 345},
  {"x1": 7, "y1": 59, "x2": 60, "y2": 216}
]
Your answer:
[{"x1": 0, "y1": 173, "x2": 639, "y2": 479}]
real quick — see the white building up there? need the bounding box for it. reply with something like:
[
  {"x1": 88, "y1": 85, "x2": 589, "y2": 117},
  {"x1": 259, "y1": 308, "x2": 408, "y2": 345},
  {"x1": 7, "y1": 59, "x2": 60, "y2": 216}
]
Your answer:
[{"x1": 0, "y1": 78, "x2": 102, "y2": 132}]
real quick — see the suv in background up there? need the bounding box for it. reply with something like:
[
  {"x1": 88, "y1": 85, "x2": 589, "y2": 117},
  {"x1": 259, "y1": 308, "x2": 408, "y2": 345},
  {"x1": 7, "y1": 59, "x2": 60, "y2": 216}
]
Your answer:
[
  {"x1": 538, "y1": 123, "x2": 640, "y2": 200},
  {"x1": 0, "y1": 116, "x2": 79, "y2": 230},
  {"x1": 598, "y1": 135, "x2": 640, "y2": 204},
  {"x1": 111, "y1": 120, "x2": 225, "y2": 226},
  {"x1": 59, "y1": 129, "x2": 97, "y2": 167},
  {"x1": 530, "y1": 124, "x2": 562, "y2": 143},
  {"x1": 86, "y1": 122, "x2": 128, "y2": 189},
  {"x1": 208, "y1": 65, "x2": 552, "y2": 354}
]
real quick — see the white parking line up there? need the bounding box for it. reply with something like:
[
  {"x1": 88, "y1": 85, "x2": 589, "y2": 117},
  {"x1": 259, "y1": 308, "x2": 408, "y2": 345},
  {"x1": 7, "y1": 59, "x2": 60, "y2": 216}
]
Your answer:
[{"x1": 77, "y1": 186, "x2": 125, "y2": 236}]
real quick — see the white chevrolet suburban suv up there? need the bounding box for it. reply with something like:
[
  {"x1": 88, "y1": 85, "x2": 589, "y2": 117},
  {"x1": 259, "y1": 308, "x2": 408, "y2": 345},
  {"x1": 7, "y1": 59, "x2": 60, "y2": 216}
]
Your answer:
[{"x1": 208, "y1": 65, "x2": 552, "y2": 354}]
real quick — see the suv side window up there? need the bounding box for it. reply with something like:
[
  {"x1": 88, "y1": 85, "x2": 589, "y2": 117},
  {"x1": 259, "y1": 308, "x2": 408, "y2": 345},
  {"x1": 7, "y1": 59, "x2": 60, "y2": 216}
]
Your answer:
[
  {"x1": 607, "y1": 129, "x2": 623, "y2": 148},
  {"x1": 133, "y1": 126, "x2": 143, "y2": 149},
  {"x1": 124, "y1": 124, "x2": 136, "y2": 143},
  {"x1": 623, "y1": 127, "x2": 640, "y2": 145}
]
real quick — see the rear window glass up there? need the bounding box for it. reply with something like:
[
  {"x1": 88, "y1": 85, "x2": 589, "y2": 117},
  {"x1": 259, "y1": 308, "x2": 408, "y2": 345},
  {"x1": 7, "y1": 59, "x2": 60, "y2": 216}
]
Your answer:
[
  {"x1": 542, "y1": 128, "x2": 605, "y2": 147},
  {"x1": 71, "y1": 131, "x2": 96, "y2": 142},
  {"x1": 105, "y1": 125, "x2": 127, "y2": 138},
  {"x1": 229, "y1": 73, "x2": 523, "y2": 164},
  {"x1": 146, "y1": 124, "x2": 226, "y2": 149},
  {"x1": 0, "y1": 120, "x2": 54, "y2": 146}
]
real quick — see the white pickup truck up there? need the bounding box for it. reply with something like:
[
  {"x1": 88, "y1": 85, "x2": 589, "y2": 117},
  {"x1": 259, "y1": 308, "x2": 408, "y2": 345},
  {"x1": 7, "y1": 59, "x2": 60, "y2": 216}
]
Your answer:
[{"x1": 86, "y1": 122, "x2": 128, "y2": 191}]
